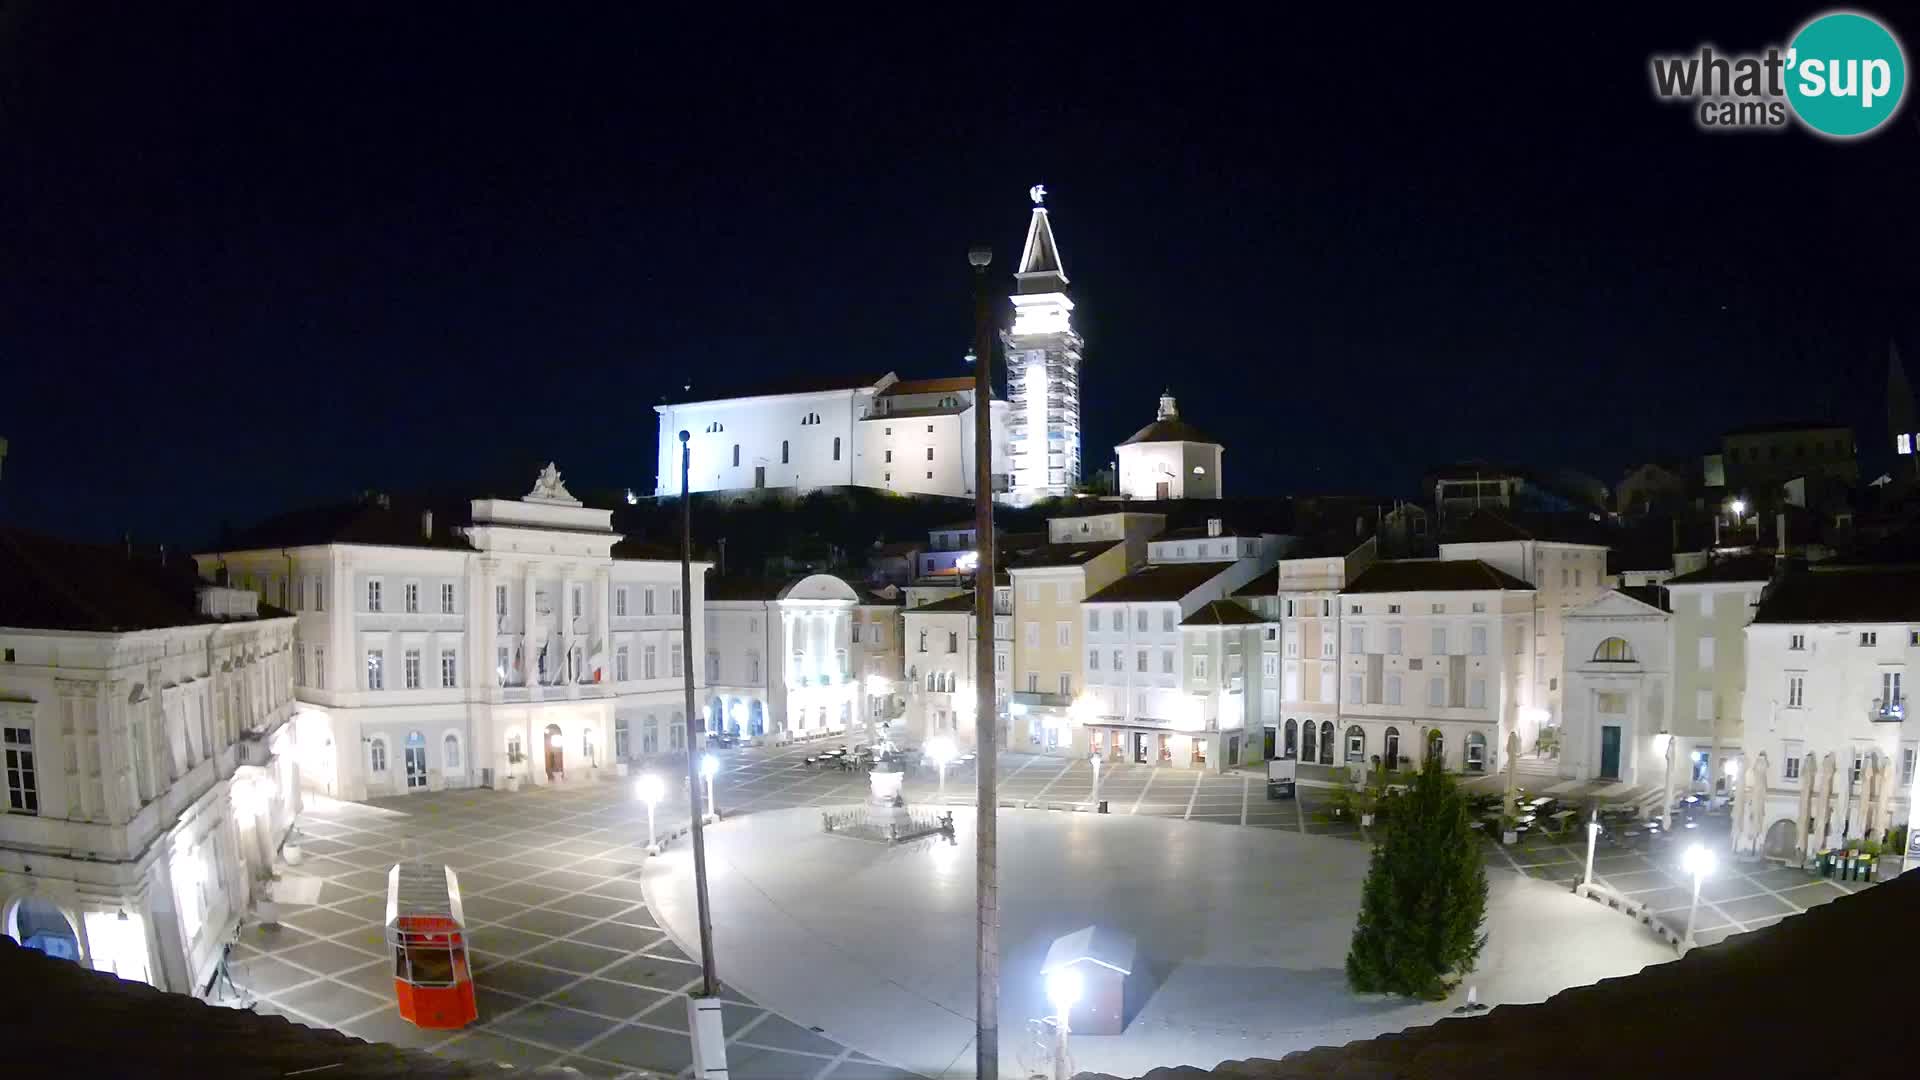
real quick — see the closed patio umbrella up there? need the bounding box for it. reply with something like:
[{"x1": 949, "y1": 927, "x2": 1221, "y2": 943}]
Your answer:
[
  {"x1": 1861, "y1": 753, "x2": 1883, "y2": 841},
  {"x1": 1796, "y1": 753, "x2": 1816, "y2": 862},
  {"x1": 1746, "y1": 752, "x2": 1769, "y2": 856},
  {"x1": 1814, "y1": 753, "x2": 1838, "y2": 856},
  {"x1": 1871, "y1": 755, "x2": 1896, "y2": 842}
]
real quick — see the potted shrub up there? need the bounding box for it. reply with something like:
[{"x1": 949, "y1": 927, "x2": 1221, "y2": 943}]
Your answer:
[{"x1": 1886, "y1": 824, "x2": 1910, "y2": 874}]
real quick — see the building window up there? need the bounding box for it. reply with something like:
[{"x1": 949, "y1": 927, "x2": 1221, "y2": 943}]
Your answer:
[
  {"x1": 1024, "y1": 623, "x2": 1038, "y2": 648},
  {"x1": 1136, "y1": 610, "x2": 1149, "y2": 632},
  {"x1": 1905, "y1": 747, "x2": 1917, "y2": 786},
  {"x1": 926, "y1": 447, "x2": 934, "y2": 461},
  {"x1": 616, "y1": 588, "x2": 628, "y2": 617},
  {"x1": 314, "y1": 646, "x2": 326, "y2": 690},
  {"x1": 1137, "y1": 649, "x2": 1149, "y2": 673},
  {"x1": 405, "y1": 582, "x2": 419, "y2": 614},
  {"x1": 1593, "y1": 637, "x2": 1634, "y2": 662},
  {"x1": 570, "y1": 585, "x2": 583, "y2": 619},
  {"x1": 644, "y1": 587, "x2": 657, "y2": 616},
  {"x1": 439, "y1": 583, "x2": 456, "y2": 614},
  {"x1": 1431, "y1": 627, "x2": 1448, "y2": 655},
  {"x1": 918, "y1": 629, "x2": 929, "y2": 653},
  {"x1": 404, "y1": 649, "x2": 422, "y2": 689},
  {"x1": 616, "y1": 646, "x2": 631, "y2": 682},
  {"x1": 1088, "y1": 650, "x2": 1100, "y2": 672},
  {"x1": 1285, "y1": 599, "x2": 1295, "y2": 618},
  {"x1": 1787, "y1": 674, "x2": 1804, "y2": 708},
  {"x1": 1785, "y1": 756, "x2": 1801, "y2": 781},
  {"x1": 1056, "y1": 623, "x2": 1071, "y2": 647},
  {"x1": 1264, "y1": 654, "x2": 1278, "y2": 677},
  {"x1": 833, "y1": 437, "x2": 841, "y2": 461},
  {"x1": 782, "y1": 439, "x2": 790, "y2": 464},
  {"x1": 1285, "y1": 634, "x2": 1299, "y2": 658},
  {"x1": 1387, "y1": 604, "x2": 1401, "y2": 615},
  {"x1": 495, "y1": 585, "x2": 508, "y2": 618},
  {"x1": 672, "y1": 588, "x2": 682, "y2": 615},
  {"x1": 996, "y1": 653, "x2": 1008, "y2": 674},
  {"x1": 1471, "y1": 626, "x2": 1488, "y2": 656},
  {"x1": 1428, "y1": 677, "x2": 1445, "y2": 706},
  {"x1": 1110, "y1": 610, "x2": 1123, "y2": 631},
  {"x1": 885, "y1": 449, "x2": 893, "y2": 463},
  {"x1": 369, "y1": 737, "x2": 387, "y2": 773},
  {"x1": 1386, "y1": 674, "x2": 1402, "y2": 705},
  {"x1": 3, "y1": 726, "x2": 37, "y2": 815},
  {"x1": 1882, "y1": 670, "x2": 1902, "y2": 707},
  {"x1": 1027, "y1": 673, "x2": 1039, "y2": 693},
  {"x1": 367, "y1": 650, "x2": 385, "y2": 690},
  {"x1": 1161, "y1": 648, "x2": 1174, "y2": 674},
  {"x1": 1059, "y1": 674, "x2": 1071, "y2": 696},
  {"x1": 671, "y1": 644, "x2": 684, "y2": 678},
  {"x1": 1348, "y1": 626, "x2": 1365, "y2": 654},
  {"x1": 644, "y1": 646, "x2": 658, "y2": 680},
  {"x1": 949, "y1": 632, "x2": 961, "y2": 653},
  {"x1": 1194, "y1": 655, "x2": 1209, "y2": 680},
  {"x1": 733, "y1": 444, "x2": 741, "y2": 467},
  {"x1": 1862, "y1": 632, "x2": 1879, "y2": 647},
  {"x1": 367, "y1": 579, "x2": 383, "y2": 612},
  {"x1": 444, "y1": 733, "x2": 462, "y2": 771},
  {"x1": 1387, "y1": 627, "x2": 1402, "y2": 655},
  {"x1": 747, "y1": 651, "x2": 761, "y2": 682},
  {"x1": 440, "y1": 650, "x2": 457, "y2": 688},
  {"x1": 1347, "y1": 673, "x2": 1364, "y2": 702}
]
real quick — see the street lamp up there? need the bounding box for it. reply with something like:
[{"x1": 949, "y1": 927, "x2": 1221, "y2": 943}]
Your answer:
[
  {"x1": 700, "y1": 754, "x2": 720, "y2": 824},
  {"x1": 635, "y1": 773, "x2": 666, "y2": 855},
  {"x1": 1089, "y1": 752, "x2": 1103, "y2": 811},
  {"x1": 927, "y1": 735, "x2": 958, "y2": 801},
  {"x1": 1045, "y1": 967, "x2": 1082, "y2": 1080},
  {"x1": 1681, "y1": 843, "x2": 1715, "y2": 947},
  {"x1": 1729, "y1": 497, "x2": 1747, "y2": 520}
]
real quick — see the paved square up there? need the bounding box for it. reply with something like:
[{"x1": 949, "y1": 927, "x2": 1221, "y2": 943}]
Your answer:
[{"x1": 231, "y1": 740, "x2": 1883, "y2": 1077}]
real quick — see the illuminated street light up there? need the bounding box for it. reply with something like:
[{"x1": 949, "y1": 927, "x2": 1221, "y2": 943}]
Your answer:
[
  {"x1": 1729, "y1": 498, "x2": 1747, "y2": 520},
  {"x1": 1652, "y1": 731, "x2": 1677, "y2": 831},
  {"x1": 1045, "y1": 967, "x2": 1083, "y2": 1080},
  {"x1": 928, "y1": 735, "x2": 958, "y2": 800},
  {"x1": 700, "y1": 753, "x2": 720, "y2": 824},
  {"x1": 635, "y1": 773, "x2": 666, "y2": 854},
  {"x1": 1582, "y1": 810, "x2": 1601, "y2": 887},
  {"x1": 1089, "y1": 752, "x2": 1103, "y2": 811},
  {"x1": 1682, "y1": 843, "x2": 1716, "y2": 947}
]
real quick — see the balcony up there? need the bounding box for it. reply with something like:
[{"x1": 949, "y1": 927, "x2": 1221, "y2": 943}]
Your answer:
[
  {"x1": 1872, "y1": 696, "x2": 1905, "y2": 723},
  {"x1": 1012, "y1": 690, "x2": 1071, "y2": 709}
]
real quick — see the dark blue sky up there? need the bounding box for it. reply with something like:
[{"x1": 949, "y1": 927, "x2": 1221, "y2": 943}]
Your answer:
[{"x1": 2, "y1": 3, "x2": 1915, "y2": 543}]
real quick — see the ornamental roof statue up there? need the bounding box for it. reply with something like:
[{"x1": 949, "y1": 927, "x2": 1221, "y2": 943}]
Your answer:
[{"x1": 526, "y1": 462, "x2": 580, "y2": 505}]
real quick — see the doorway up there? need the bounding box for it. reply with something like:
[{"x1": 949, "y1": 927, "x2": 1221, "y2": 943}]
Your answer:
[
  {"x1": 404, "y1": 730, "x2": 428, "y2": 791},
  {"x1": 1228, "y1": 735, "x2": 1240, "y2": 767},
  {"x1": 754, "y1": 466, "x2": 766, "y2": 488},
  {"x1": 1155, "y1": 481, "x2": 1170, "y2": 499},
  {"x1": 1133, "y1": 732, "x2": 1149, "y2": 764},
  {"x1": 1262, "y1": 726, "x2": 1275, "y2": 761},
  {"x1": 1599, "y1": 725, "x2": 1622, "y2": 780},
  {"x1": 544, "y1": 723, "x2": 565, "y2": 779}
]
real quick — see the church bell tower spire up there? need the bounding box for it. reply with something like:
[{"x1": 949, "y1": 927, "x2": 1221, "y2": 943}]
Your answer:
[{"x1": 1003, "y1": 184, "x2": 1084, "y2": 504}]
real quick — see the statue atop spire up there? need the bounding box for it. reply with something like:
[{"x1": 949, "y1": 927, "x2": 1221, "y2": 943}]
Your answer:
[{"x1": 1029, "y1": 183, "x2": 1047, "y2": 205}]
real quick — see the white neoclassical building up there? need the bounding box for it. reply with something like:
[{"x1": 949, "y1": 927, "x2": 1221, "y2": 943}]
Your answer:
[
  {"x1": 1, "y1": 528, "x2": 300, "y2": 998},
  {"x1": 703, "y1": 573, "x2": 903, "y2": 743},
  {"x1": 1329, "y1": 560, "x2": 1536, "y2": 776},
  {"x1": 1739, "y1": 565, "x2": 1919, "y2": 862},
  {"x1": 1115, "y1": 392, "x2": 1224, "y2": 501},
  {"x1": 1562, "y1": 587, "x2": 1672, "y2": 786},
  {"x1": 652, "y1": 373, "x2": 1009, "y2": 501},
  {"x1": 200, "y1": 465, "x2": 707, "y2": 802}
]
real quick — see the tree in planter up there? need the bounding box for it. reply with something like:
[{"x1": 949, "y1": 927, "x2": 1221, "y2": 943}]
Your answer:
[{"x1": 1346, "y1": 756, "x2": 1489, "y2": 1000}]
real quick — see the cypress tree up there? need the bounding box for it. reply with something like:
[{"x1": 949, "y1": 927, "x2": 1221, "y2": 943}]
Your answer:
[{"x1": 1345, "y1": 755, "x2": 1489, "y2": 999}]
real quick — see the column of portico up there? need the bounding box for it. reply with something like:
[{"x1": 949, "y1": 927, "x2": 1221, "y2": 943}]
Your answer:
[
  {"x1": 593, "y1": 567, "x2": 612, "y2": 686},
  {"x1": 476, "y1": 557, "x2": 498, "y2": 691},
  {"x1": 559, "y1": 564, "x2": 579, "y2": 698},
  {"x1": 522, "y1": 566, "x2": 539, "y2": 690}
]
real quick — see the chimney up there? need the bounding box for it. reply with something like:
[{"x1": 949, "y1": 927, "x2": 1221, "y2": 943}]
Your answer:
[
  {"x1": 421, "y1": 510, "x2": 434, "y2": 541},
  {"x1": 1207, "y1": 518, "x2": 1223, "y2": 538}
]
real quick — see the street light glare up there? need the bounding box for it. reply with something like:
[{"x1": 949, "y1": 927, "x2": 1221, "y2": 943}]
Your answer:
[
  {"x1": 1730, "y1": 498, "x2": 1747, "y2": 517},
  {"x1": 1045, "y1": 967, "x2": 1082, "y2": 1011},
  {"x1": 927, "y1": 735, "x2": 958, "y2": 767},
  {"x1": 1682, "y1": 843, "x2": 1715, "y2": 879},
  {"x1": 700, "y1": 754, "x2": 720, "y2": 779},
  {"x1": 635, "y1": 773, "x2": 666, "y2": 804}
]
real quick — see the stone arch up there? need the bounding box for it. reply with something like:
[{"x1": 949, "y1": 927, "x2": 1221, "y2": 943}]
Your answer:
[
  {"x1": 1384, "y1": 726, "x2": 1402, "y2": 770},
  {"x1": 1282, "y1": 718, "x2": 1297, "y2": 759},
  {"x1": 1318, "y1": 721, "x2": 1335, "y2": 765},
  {"x1": 1345, "y1": 724, "x2": 1367, "y2": 764},
  {"x1": 1592, "y1": 637, "x2": 1635, "y2": 662},
  {"x1": 1298, "y1": 719, "x2": 1314, "y2": 762},
  {"x1": 1762, "y1": 817, "x2": 1800, "y2": 862},
  {"x1": 5, "y1": 895, "x2": 81, "y2": 962}
]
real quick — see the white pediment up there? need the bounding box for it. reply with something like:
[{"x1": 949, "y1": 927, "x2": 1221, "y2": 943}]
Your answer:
[{"x1": 1569, "y1": 589, "x2": 1668, "y2": 621}]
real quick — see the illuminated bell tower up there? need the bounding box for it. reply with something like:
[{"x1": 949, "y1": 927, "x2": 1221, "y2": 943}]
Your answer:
[{"x1": 1003, "y1": 184, "x2": 1083, "y2": 504}]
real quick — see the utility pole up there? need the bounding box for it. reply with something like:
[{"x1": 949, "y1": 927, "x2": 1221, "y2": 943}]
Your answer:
[
  {"x1": 679, "y1": 430, "x2": 728, "y2": 1078},
  {"x1": 969, "y1": 243, "x2": 1000, "y2": 1080}
]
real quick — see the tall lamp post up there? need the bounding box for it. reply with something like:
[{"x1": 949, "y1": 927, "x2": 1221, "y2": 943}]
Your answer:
[
  {"x1": 676, "y1": 429, "x2": 726, "y2": 1077},
  {"x1": 1653, "y1": 731, "x2": 1677, "y2": 832},
  {"x1": 968, "y1": 241, "x2": 1001, "y2": 1080},
  {"x1": 1581, "y1": 808, "x2": 1600, "y2": 888},
  {"x1": 636, "y1": 773, "x2": 665, "y2": 855},
  {"x1": 1682, "y1": 843, "x2": 1715, "y2": 948},
  {"x1": 1089, "y1": 752, "x2": 1103, "y2": 811},
  {"x1": 700, "y1": 753, "x2": 720, "y2": 825}
]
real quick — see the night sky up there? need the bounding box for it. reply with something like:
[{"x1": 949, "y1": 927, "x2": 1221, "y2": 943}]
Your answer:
[{"x1": 3, "y1": 3, "x2": 1916, "y2": 544}]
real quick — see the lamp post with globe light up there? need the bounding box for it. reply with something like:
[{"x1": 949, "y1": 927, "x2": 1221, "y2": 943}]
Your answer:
[
  {"x1": 1682, "y1": 843, "x2": 1715, "y2": 947},
  {"x1": 1045, "y1": 967, "x2": 1082, "y2": 1080},
  {"x1": 927, "y1": 735, "x2": 958, "y2": 801},
  {"x1": 635, "y1": 774, "x2": 666, "y2": 855}
]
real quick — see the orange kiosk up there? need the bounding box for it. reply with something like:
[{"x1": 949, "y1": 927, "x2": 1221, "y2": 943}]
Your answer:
[{"x1": 384, "y1": 862, "x2": 477, "y2": 1029}]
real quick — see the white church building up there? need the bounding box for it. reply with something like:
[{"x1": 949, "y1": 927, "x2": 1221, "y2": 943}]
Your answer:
[
  {"x1": 200, "y1": 465, "x2": 708, "y2": 803},
  {"x1": 1116, "y1": 392, "x2": 1224, "y2": 500}
]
